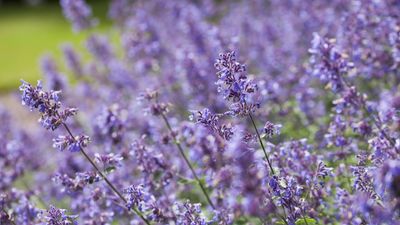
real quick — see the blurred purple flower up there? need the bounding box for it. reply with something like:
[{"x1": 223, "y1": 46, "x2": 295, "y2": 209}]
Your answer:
[
  {"x1": 60, "y1": 0, "x2": 96, "y2": 32},
  {"x1": 53, "y1": 135, "x2": 90, "y2": 152}
]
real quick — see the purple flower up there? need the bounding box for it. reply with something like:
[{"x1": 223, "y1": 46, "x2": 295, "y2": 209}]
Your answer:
[
  {"x1": 86, "y1": 34, "x2": 114, "y2": 65},
  {"x1": 377, "y1": 160, "x2": 400, "y2": 198},
  {"x1": 263, "y1": 121, "x2": 282, "y2": 138},
  {"x1": 60, "y1": 0, "x2": 96, "y2": 32},
  {"x1": 62, "y1": 44, "x2": 83, "y2": 77},
  {"x1": 268, "y1": 175, "x2": 304, "y2": 223},
  {"x1": 309, "y1": 33, "x2": 354, "y2": 93},
  {"x1": 214, "y1": 51, "x2": 260, "y2": 116},
  {"x1": 194, "y1": 108, "x2": 233, "y2": 140},
  {"x1": 94, "y1": 104, "x2": 126, "y2": 144},
  {"x1": 123, "y1": 185, "x2": 144, "y2": 211},
  {"x1": 94, "y1": 153, "x2": 123, "y2": 171},
  {"x1": 175, "y1": 200, "x2": 209, "y2": 225},
  {"x1": 41, "y1": 55, "x2": 67, "y2": 91},
  {"x1": 352, "y1": 154, "x2": 380, "y2": 200},
  {"x1": 19, "y1": 80, "x2": 76, "y2": 130},
  {"x1": 316, "y1": 161, "x2": 332, "y2": 180},
  {"x1": 53, "y1": 135, "x2": 90, "y2": 152},
  {"x1": 53, "y1": 171, "x2": 100, "y2": 192},
  {"x1": 44, "y1": 205, "x2": 77, "y2": 225}
]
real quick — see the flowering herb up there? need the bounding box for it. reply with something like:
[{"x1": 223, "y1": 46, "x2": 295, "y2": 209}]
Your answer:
[{"x1": 4, "y1": 0, "x2": 400, "y2": 224}]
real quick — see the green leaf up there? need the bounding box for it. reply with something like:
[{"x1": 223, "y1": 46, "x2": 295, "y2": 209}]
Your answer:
[
  {"x1": 295, "y1": 217, "x2": 317, "y2": 225},
  {"x1": 104, "y1": 166, "x2": 116, "y2": 174},
  {"x1": 177, "y1": 176, "x2": 197, "y2": 185}
]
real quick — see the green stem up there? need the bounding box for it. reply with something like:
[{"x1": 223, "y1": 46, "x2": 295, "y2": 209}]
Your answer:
[
  {"x1": 160, "y1": 113, "x2": 216, "y2": 209},
  {"x1": 61, "y1": 123, "x2": 151, "y2": 225},
  {"x1": 248, "y1": 113, "x2": 291, "y2": 224},
  {"x1": 302, "y1": 214, "x2": 310, "y2": 225},
  {"x1": 249, "y1": 112, "x2": 275, "y2": 175}
]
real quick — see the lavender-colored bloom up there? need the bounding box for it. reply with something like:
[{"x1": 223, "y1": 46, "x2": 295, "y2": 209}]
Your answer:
[
  {"x1": 123, "y1": 185, "x2": 144, "y2": 211},
  {"x1": 195, "y1": 108, "x2": 218, "y2": 129},
  {"x1": 14, "y1": 195, "x2": 41, "y2": 225},
  {"x1": 108, "y1": 60, "x2": 135, "y2": 88},
  {"x1": 214, "y1": 51, "x2": 260, "y2": 116},
  {"x1": 94, "y1": 153, "x2": 123, "y2": 171},
  {"x1": 86, "y1": 34, "x2": 114, "y2": 65},
  {"x1": 53, "y1": 135, "x2": 90, "y2": 152},
  {"x1": 62, "y1": 44, "x2": 83, "y2": 77},
  {"x1": 212, "y1": 209, "x2": 233, "y2": 225},
  {"x1": 268, "y1": 175, "x2": 304, "y2": 223},
  {"x1": 389, "y1": 25, "x2": 400, "y2": 68},
  {"x1": 376, "y1": 160, "x2": 400, "y2": 198},
  {"x1": 10, "y1": 0, "x2": 400, "y2": 224},
  {"x1": 316, "y1": 161, "x2": 332, "y2": 180},
  {"x1": 130, "y1": 137, "x2": 172, "y2": 187},
  {"x1": 108, "y1": 0, "x2": 136, "y2": 25},
  {"x1": 123, "y1": 184, "x2": 167, "y2": 222},
  {"x1": 53, "y1": 172, "x2": 100, "y2": 192},
  {"x1": 309, "y1": 33, "x2": 354, "y2": 93},
  {"x1": 60, "y1": 0, "x2": 96, "y2": 32},
  {"x1": 19, "y1": 80, "x2": 77, "y2": 130},
  {"x1": 352, "y1": 154, "x2": 380, "y2": 200},
  {"x1": 94, "y1": 104, "x2": 127, "y2": 144},
  {"x1": 44, "y1": 205, "x2": 77, "y2": 225},
  {"x1": 175, "y1": 201, "x2": 209, "y2": 225},
  {"x1": 41, "y1": 55, "x2": 67, "y2": 91},
  {"x1": 138, "y1": 90, "x2": 170, "y2": 116},
  {"x1": 263, "y1": 121, "x2": 282, "y2": 138},
  {"x1": 194, "y1": 108, "x2": 233, "y2": 140}
]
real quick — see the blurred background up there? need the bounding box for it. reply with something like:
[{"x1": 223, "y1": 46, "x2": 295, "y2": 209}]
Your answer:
[{"x1": 0, "y1": 0, "x2": 111, "y2": 93}]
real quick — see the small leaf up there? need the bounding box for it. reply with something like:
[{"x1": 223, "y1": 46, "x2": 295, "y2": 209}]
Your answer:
[
  {"x1": 295, "y1": 217, "x2": 317, "y2": 225},
  {"x1": 177, "y1": 176, "x2": 197, "y2": 185},
  {"x1": 105, "y1": 166, "x2": 116, "y2": 174}
]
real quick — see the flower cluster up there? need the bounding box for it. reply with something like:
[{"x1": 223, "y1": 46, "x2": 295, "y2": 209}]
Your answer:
[
  {"x1": 309, "y1": 33, "x2": 354, "y2": 93},
  {"x1": 53, "y1": 135, "x2": 90, "y2": 152},
  {"x1": 44, "y1": 205, "x2": 77, "y2": 225},
  {"x1": 194, "y1": 108, "x2": 233, "y2": 140},
  {"x1": 214, "y1": 51, "x2": 260, "y2": 116},
  {"x1": 263, "y1": 121, "x2": 282, "y2": 138},
  {"x1": 123, "y1": 184, "x2": 145, "y2": 211},
  {"x1": 53, "y1": 172, "x2": 101, "y2": 192},
  {"x1": 175, "y1": 201, "x2": 209, "y2": 225},
  {"x1": 3, "y1": 0, "x2": 400, "y2": 224},
  {"x1": 19, "y1": 80, "x2": 77, "y2": 130},
  {"x1": 94, "y1": 153, "x2": 123, "y2": 172}
]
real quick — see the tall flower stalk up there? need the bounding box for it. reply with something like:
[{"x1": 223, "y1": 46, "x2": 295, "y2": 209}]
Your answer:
[
  {"x1": 213, "y1": 51, "x2": 295, "y2": 223},
  {"x1": 214, "y1": 51, "x2": 276, "y2": 174},
  {"x1": 19, "y1": 80, "x2": 150, "y2": 225},
  {"x1": 249, "y1": 113, "x2": 275, "y2": 175},
  {"x1": 160, "y1": 113, "x2": 216, "y2": 209},
  {"x1": 142, "y1": 91, "x2": 215, "y2": 209}
]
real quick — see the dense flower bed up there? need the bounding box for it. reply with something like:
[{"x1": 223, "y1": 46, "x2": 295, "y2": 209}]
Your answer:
[{"x1": 1, "y1": 0, "x2": 399, "y2": 224}]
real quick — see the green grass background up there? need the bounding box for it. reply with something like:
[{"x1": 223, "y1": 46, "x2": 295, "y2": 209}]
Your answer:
[{"x1": 0, "y1": 1, "x2": 110, "y2": 93}]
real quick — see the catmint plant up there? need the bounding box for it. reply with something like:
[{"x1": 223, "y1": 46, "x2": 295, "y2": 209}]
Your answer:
[
  {"x1": 4, "y1": 0, "x2": 400, "y2": 224},
  {"x1": 19, "y1": 80, "x2": 150, "y2": 224}
]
